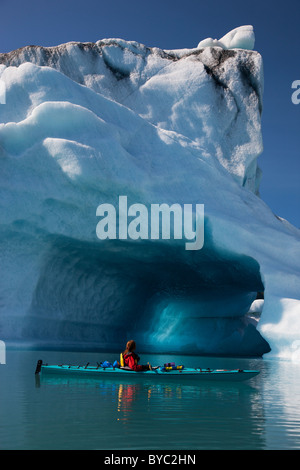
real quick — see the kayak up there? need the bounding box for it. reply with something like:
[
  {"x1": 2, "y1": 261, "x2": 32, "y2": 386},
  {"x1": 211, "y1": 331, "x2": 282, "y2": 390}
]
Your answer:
[{"x1": 35, "y1": 360, "x2": 260, "y2": 382}]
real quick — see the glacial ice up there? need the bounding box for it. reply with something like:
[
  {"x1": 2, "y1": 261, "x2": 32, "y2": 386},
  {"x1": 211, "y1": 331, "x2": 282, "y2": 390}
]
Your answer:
[{"x1": 0, "y1": 27, "x2": 299, "y2": 357}]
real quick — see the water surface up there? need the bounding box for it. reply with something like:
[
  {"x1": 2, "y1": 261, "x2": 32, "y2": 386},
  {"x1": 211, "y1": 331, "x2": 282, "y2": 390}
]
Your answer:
[{"x1": 0, "y1": 350, "x2": 299, "y2": 449}]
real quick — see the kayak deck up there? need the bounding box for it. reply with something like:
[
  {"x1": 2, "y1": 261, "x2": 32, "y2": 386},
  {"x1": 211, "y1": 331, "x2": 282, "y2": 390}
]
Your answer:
[{"x1": 37, "y1": 361, "x2": 260, "y2": 382}]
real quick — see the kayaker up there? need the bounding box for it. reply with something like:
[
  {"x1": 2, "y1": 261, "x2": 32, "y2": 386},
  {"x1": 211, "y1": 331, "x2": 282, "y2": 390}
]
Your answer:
[{"x1": 120, "y1": 340, "x2": 151, "y2": 371}]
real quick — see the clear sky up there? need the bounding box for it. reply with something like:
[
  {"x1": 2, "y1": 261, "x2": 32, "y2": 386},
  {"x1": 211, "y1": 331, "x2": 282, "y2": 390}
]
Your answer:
[{"x1": 0, "y1": 0, "x2": 299, "y2": 227}]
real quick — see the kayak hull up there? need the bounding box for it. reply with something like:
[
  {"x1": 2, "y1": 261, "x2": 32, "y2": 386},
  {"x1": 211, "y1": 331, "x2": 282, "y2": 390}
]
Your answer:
[{"x1": 39, "y1": 363, "x2": 260, "y2": 382}]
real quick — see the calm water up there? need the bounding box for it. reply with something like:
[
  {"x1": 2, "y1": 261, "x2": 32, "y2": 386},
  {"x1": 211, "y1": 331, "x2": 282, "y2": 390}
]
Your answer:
[{"x1": 1, "y1": 349, "x2": 300, "y2": 450}]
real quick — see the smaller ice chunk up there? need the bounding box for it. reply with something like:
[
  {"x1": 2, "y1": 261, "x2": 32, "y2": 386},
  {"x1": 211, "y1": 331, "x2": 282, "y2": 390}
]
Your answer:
[
  {"x1": 248, "y1": 299, "x2": 264, "y2": 314},
  {"x1": 198, "y1": 26, "x2": 255, "y2": 50}
]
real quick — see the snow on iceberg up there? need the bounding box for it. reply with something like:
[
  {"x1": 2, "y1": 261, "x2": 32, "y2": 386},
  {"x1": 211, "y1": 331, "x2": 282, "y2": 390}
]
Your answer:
[
  {"x1": 0, "y1": 27, "x2": 299, "y2": 358},
  {"x1": 198, "y1": 25, "x2": 255, "y2": 50}
]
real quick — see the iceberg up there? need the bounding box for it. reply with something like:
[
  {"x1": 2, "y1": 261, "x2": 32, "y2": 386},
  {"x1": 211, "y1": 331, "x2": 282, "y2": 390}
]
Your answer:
[{"x1": 0, "y1": 27, "x2": 299, "y2": 357}]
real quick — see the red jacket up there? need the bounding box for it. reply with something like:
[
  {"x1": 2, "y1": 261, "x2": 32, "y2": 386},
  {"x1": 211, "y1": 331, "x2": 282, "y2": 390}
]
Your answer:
[{"x1": 123, "y1": 352, "x2": 144, "y2": 371}]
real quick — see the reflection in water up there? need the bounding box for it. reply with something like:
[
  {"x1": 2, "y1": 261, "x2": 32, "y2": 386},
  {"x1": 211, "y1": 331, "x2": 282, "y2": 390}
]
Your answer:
[
  {"x1": 116, "y1": 383, "x2": 184, "y2": 421},
  {"x1": 93, "y1": 377, "x2": 265, "y2": 448},
  {"x1": 117, "y1": 383, "x2": 138, "y2": 420}
]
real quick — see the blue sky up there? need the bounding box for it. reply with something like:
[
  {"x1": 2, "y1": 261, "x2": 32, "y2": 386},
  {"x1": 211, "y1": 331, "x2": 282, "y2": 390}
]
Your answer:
[{"x1": 1, "y1": 0, "x2": 299, "y2": 227}]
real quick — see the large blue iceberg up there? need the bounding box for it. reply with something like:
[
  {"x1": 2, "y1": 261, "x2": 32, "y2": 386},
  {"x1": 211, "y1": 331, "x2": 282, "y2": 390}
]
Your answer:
[{"x1": 0, "y1": 26, "x2": 299, "y2": 357}]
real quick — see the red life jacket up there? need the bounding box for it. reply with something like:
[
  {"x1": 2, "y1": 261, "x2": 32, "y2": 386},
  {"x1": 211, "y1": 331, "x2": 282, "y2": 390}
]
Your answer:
[{"x1": 122, "y1": 352, "x2": 144, "y2": 371}]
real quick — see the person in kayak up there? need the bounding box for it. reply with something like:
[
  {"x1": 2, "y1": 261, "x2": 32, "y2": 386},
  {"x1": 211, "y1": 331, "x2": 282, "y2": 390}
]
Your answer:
[{"x1": 120, "y1": 340, "x2": 151, "y2": 371}]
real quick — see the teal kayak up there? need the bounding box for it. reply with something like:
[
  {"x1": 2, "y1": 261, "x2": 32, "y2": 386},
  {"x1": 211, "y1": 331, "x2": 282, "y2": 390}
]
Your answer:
[{"x1": 35, "y1": 360, "x2": 260, "y2": 382}]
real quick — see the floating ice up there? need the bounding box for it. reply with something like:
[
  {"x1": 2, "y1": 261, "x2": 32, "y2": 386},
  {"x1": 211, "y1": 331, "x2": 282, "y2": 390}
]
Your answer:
[{"x1": 0, "y1": 28, "x2": 299, "y2": 357}]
